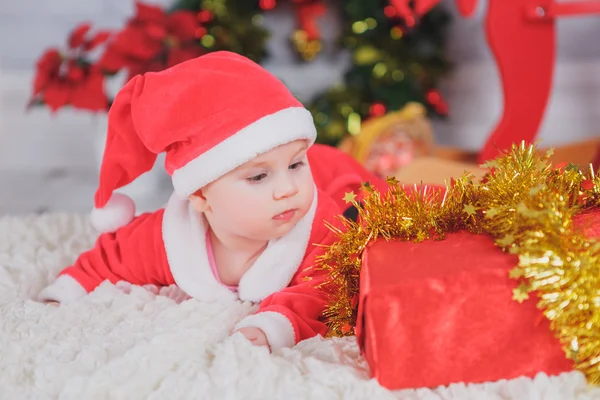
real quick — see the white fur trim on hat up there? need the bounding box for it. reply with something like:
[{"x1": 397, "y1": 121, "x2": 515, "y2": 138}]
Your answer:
[
  {"x1": 90, "y1": 193, "x2": 136, "y2": 233},
  {"x1": 171, "y1": 106, "x2": 317, "y2": 197}
]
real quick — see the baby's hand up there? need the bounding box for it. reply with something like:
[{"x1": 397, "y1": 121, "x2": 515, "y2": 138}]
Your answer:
[
  {"x1": 158, "y1": 284, "x2": 191, "y2": 304},
  {"x1": 237, "y1": 327, "x2": 269, "y2": 349},
  {"x1": 115, "y1": 281, "x2": 190, "y2": 304},
  {"x1": 116, "y1": 280, "x2": 162, "y2": 295}
]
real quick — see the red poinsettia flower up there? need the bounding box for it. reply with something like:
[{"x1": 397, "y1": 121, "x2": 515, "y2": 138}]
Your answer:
[
  {"x1": 30, "y1": 23, "x2": 111, "y2": 112},
  {"x1": 98, "y1": 2, "x2": 206, "y2": 80}
]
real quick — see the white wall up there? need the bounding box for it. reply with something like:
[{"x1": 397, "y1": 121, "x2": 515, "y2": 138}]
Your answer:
[{"x1": 0, "y1": 0, "x2": 598, "y2": 174}]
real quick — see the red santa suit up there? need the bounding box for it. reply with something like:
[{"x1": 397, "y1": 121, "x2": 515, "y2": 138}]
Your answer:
[
  {"x1": 37, "y1": 51, "x2": 370, "y2": 351},
  {"x1": 39, "y1": 188, "x2": 342, "y2": 350}
]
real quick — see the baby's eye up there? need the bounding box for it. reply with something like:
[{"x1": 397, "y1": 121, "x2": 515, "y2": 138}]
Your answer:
[
  {"x1": 247, "y1": 173, "x2": 267, "y2": 183},
  {"x1": 289, "y1": 161, "x2": 305, "y2": 170}
]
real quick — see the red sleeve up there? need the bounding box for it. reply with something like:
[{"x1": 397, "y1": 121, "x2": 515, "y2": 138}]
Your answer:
[
  {"x1": 235, "y1": 194, "x2": 343, "y2": 350},
  {"x1": 38, "y1": 210, "x2": 174, "y2": 303},
  {"x1": 308, "y1": 143, "x2": 389, "y2": 208}
]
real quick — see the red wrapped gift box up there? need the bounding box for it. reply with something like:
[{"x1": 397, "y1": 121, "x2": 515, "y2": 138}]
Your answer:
[{"x1": 355, "y1": 231, "x2": 575, "y2": 390}]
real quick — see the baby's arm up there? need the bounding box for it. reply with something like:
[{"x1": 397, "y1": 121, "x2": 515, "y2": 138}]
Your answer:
[
  {"x1": 38, "y1": 210, "x2": 172, "y2": 304},
  {"x1": 234, "y1": 225, "x2": 339, "y2": 350},
  {"x1": 235, "y1": 265, "x2": 329, "y2": 350}
]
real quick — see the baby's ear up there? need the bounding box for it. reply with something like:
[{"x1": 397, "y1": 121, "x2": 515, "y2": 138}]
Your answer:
[{"x1": 189, "y1": 190, "x2": 210, "y2": 213}]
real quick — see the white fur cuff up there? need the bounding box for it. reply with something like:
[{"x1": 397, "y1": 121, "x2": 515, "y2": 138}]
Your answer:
[
  {"x1": 37, "y1": 275, "x2": 88, "y2": 304},
  {"x1": 235, "y1": 311, "x2": 296, "y2": 351}
]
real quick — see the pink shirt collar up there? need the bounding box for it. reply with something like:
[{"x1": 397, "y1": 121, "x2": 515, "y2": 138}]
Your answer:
[{"x1": 205, "y1": 231, "x2": 238, "y2": 292}]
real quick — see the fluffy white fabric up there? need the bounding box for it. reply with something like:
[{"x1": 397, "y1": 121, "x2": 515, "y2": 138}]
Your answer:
[{"x1": 1, "y1": 213, "x2": 599, "y2": 399}]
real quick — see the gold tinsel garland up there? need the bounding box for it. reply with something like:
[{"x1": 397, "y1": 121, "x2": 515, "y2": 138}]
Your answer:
[{"x1": 317, "y1": 142, "x2": 600, "y2": 382}]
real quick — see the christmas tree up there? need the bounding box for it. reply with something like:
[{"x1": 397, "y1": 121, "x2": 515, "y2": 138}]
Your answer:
[
  {"x1": 31, "y1": 0, "x2": 451, "y2": 147},
  {"x1": 172, "y1": 0, "x2": 452, "y2": 146}
]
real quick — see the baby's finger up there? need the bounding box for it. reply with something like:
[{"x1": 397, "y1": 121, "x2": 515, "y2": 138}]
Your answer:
[
  {"x1": 176, "y1": 292, "x2": 190, "y2": 303},
  {"x1": 142, "y1": 284, "x2": 160, "y2": 295},
  {"x1": 115, "y1": 281, "x2": 132, "y2": 294}
]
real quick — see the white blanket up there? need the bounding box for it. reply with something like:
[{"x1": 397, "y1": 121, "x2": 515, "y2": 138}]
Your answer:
[{"x1": 1, "y1": 213, "x2": 598, "y2": 400}]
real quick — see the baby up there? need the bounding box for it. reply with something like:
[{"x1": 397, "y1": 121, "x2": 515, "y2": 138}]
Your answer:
[{"x1": 38, "y1": 51, "x2": 386, "y2": 350}]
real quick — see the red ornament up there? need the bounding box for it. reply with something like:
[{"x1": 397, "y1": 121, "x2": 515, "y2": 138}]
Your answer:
[
  {"x1": 369, "y1": 103, "x2": 387, "y2": 117},
  {"x1": 259, "y1": 0, "x2": 277, "y2": 10},
  {"x1": 426, "y1": 90, "x2": 449, "y2": 115},
  {"x1": 195, "y1": 27, "x2": 207, "y2": 39},
  {"x1": 387, "y1": 0, "x2": 416, "y2": 27},
  {"x1": 294, "y1": 2, "x2": 326, "y2": 41},
  {"x1": 386, "y1": 0, "x2": 444, "y2": 21},
  {"x1": 426, "y1": 89, "x2": 441, "y2": 105},
  {"x1": 435, "y1": 101, "x2": 449, "y2": 116},
  {"x1": 413, "y1": 0, "x2": 442, "y2": 15},
  {"x1": 196, "y1": 10, "x2": 213, "y2": 23},
  {"x1": 385, "y1": 0, "x2": 442, "y2": 27}
]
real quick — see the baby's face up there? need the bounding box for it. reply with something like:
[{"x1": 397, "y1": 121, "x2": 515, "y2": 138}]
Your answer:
[{"x1": 194, "y1": 140, "x2": 315, "y2": 241}]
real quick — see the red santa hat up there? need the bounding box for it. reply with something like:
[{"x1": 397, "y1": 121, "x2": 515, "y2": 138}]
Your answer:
[{"x1": 90, "y1": 51, "x2": 317, "y2": 233}]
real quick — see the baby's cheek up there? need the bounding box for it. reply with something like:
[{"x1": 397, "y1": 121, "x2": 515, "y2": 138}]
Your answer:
[
  {"x1": 303, "y1": 185, "x2": 316, "y2": 210},
  {"x1": 236, "y1": 203, "x2": 271, "y2": 230}
]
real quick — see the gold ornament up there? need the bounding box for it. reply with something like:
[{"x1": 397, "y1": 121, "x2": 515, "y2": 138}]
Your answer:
[
  {"x1": 512, "y1": 283, "x2": 530, "y2": 303},
  {"x1": 338, "y1": 102, "x2": 435, "y2": 178},
  {"x1": 343, "y1": 192, "x2": 357, "y2": 204},
  {"x1": 317, "y1": 142, "x2": 600, "y2": 383},
  {"x1": 290, "y1": 30, "x2": 322, "y2": 62}
]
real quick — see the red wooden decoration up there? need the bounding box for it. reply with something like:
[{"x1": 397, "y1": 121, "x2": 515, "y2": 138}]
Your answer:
[{"x1": 456, "y1": 0, "x2": 600, "y2": 163}]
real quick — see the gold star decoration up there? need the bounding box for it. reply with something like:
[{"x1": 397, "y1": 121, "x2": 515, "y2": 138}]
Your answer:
[
  {"x1": 386, "y1": 176, "x2": 399, "y2": 186},
  {"x1": 481, "y1": 159, "x2": 500, "y2": 169},
  {"x1": 508, "y1": 267, "x2": 524, "y2": 280},
  {"x1": 566, "y1": 163, "x2": 579, "y2": 172},
  {"x1": 416, "y1": 231, "x2": 427, "y2": 242},
  {"x1": 360, "y1": 182, "x2": 374, "y2": 196},
  {"x1": 463, "y1": 204, "x2": 477, "y2": 216},
  {"x1": 516, "y1": 203, "x2": 537, "y2": 218},
  {"x1": 497, "y1": 234, "x2": 515, "y2": 248},
  {"x1": 529, "y1": 185, "x2": 543, "y2": 196},
  {"x1": 485, "y1": 207, "x2": 499, "y2": 218},
  {"x1": 343, "y1": 191, "x2": 357, "y2": 204},
  {"x1": 536, "y1": 159, "x2": 548, "y2": 171},
  {"x1": 512, "y1": 283, "x2": 530, "y2": 303}
]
